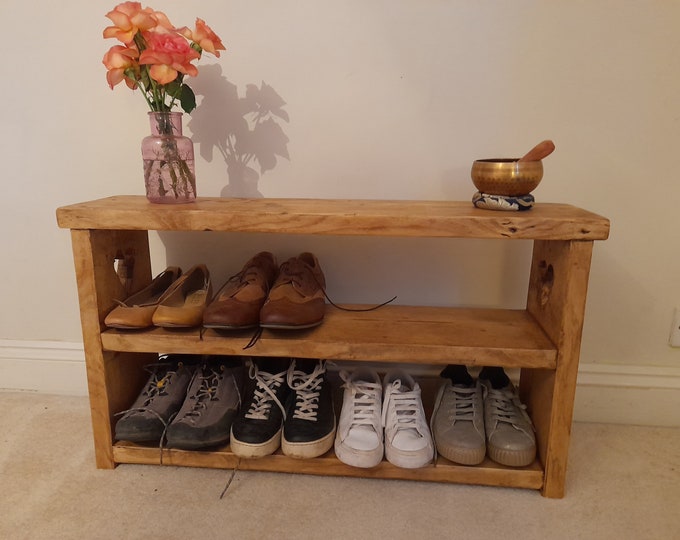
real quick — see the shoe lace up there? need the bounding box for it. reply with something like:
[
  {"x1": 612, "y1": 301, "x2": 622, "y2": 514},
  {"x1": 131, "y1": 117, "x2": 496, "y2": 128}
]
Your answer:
[
  {"x1": 242, "y1": 262, "x2": 397, "y2": 350},
  {"x1": 275, "y1": 258, "x2": 397, "y2": 314},
  {"x1": 276, "y1": 259, "x2": 313, "y2": 292},
  {"x1": 225, "y1": 264, "x2": 270, "y2": 296},
  {"x1": 381, "y1": 380, "x2": 426, "y2": 439},
  {"x1": 244, "y1": 361, "x2": 287, "y2": 421},
  {"x1": 446, "y1": 385, "x2": 479, "y2": 423},
  {"x1": 183, "y1": 364, "x2": 241, "y2": 420},
  {"x1": 117, "y1": 361, "x2": 179, "y2": 413},
  {"x1": 339, "y1": 370, "x2": 381, "y2": 431},
  {"x1": 287, "y1": 360, "x2": 326, "y2": 422},
  {"x1": 485, "y1": 386, "x2": 532, "y2": 429}
]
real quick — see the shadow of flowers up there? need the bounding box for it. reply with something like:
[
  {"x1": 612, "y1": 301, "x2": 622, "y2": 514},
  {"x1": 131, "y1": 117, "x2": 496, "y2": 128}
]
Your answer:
[{"x1": 188, "y1": 64, "x2": 290, "y2": 197}]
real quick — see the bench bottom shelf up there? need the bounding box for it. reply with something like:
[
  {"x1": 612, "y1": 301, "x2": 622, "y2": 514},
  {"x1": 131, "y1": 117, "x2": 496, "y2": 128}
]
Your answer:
[{"x1": 112, "y1": 442, "x2": 544, "y2": 490}]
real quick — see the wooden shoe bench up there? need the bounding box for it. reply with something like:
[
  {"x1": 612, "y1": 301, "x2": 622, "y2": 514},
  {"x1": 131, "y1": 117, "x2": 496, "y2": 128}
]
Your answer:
[{"x1": 56, "y1": 195, "x2": 609, "y2": 498}]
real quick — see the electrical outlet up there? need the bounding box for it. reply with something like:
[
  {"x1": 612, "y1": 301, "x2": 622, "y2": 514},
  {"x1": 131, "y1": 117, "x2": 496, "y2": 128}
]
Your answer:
[{"x1": 669, "y1": 308, "x2": 680, "y2": 347}]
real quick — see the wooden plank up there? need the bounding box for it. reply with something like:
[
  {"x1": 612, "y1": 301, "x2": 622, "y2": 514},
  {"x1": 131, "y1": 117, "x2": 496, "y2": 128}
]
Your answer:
[
  {"x1": 70, "y1": 229, "x2": 154, "y2": 469},
  {"x1": 111, "y1": 444, "x2": 544, "y2": 490},
  {"x1": 523, "y1": 239, "x2": 595, "y2": 498},
  {"x1": 100, "y1": 306, "x2": 557, "y2": 368},
  {"x1": 59, "y1": 196, "x2": 607, "y2": 495},
  {"x1": 56, "y1": 196, "x2": 610, "y2": 241}
]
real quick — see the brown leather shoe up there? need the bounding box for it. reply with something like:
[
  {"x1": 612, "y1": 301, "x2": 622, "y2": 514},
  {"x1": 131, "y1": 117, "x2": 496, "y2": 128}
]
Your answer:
[
  {"x1": 259, "y1": 252, "x2": 327, "y2": 329},
  {"x1": 203, "y1": 252, "x2": 278, "y2": 329},
  {"x1": 104, "y1": 267, "x2": 182, "y2": 329},
  {"x1": 152, "y1": 264, "x2": 212, "y2": 328}
]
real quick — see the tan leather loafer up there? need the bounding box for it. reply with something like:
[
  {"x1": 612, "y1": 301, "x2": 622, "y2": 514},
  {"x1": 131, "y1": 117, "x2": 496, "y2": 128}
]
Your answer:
[
  {"x1": 203, "y1": 252, "x2": 278, "y2": 329},
  {"x1": 152, "y1": 264, "x2": 212, "y2": 328},
  {"x1": 260, "y1": 253, "x2": 326, "y2": 329},
  {"x1": 104, "y1": 267, "x2": 182, "y2": 329}
]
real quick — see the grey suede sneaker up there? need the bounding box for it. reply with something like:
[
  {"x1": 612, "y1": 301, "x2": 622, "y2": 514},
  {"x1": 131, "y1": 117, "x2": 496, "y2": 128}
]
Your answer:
[
  {"x1": 115, "y1": 355, "x2": 198, "y2": 443},
  {"x1": 166, "y1": 357, "x2": 244, "y2": 449},
  {"x1": 431, "y1": 379, "x2": 486, "y2": 465},
  {"x1": 480, "y1": 379, "x2": 536, "y2": 467}
]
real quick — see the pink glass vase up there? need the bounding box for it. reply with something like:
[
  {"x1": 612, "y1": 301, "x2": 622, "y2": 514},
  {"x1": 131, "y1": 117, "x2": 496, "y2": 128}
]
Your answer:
[{"x1": 141, "y1": 111, "x2": 196, "y2": 204}]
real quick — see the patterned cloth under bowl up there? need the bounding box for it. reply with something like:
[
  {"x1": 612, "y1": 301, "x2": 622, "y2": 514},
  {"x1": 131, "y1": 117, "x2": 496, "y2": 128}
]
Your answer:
[{"x1": 472, "y1": 192, "x2": 535, "y2": 212}]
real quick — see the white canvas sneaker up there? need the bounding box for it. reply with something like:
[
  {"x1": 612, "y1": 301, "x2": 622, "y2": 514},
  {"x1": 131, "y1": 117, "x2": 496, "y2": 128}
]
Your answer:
[
  {"x1": 382, "y1": 370, "x2": 434, "y2": 468},
  {"x1": 334, "y1": 368, "x2": 384, "y2": 468}
]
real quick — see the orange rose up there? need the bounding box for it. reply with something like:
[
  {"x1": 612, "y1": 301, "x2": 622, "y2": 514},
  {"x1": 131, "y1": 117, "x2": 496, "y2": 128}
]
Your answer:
[
  {"x1": 138, "y1": 30, "x2": 199, "y2": 84},
  {"x1": 145, "y1": 8, "x2": 174, "y2": 31},
  {"x1": 102, "y1": 45, "x2": 140, "y2": 89},
  {"x1": 103, "y1": 2, "x2": 159, "y2": 44},
  {"x1": 179, "y1": 18, "x2": 226, "y2": 57},
  {"x1": 102, "y1": 4, "x2": 225, "y2": 112}
]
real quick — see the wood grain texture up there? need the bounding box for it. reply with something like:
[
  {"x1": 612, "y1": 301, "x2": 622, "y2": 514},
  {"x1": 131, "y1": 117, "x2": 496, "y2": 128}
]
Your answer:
[
  {"x1": 101, "y1": 306, "x2": 557, "y2": 368},
  {"x1": 57, "y1": 196, "x2": 610, "y2": 240},
  {"x1": 112, "y1": 443, "x2": 544, "y2": 490},
  {"x1": 523, "y1": 240, "x2": 595, "y2": 498},
  {"x1": 58, "y1": 196, "x2": 608, "y2": 498},
  {"x1": 70, "y1": 229, "x2": 154, "y2": 468}
]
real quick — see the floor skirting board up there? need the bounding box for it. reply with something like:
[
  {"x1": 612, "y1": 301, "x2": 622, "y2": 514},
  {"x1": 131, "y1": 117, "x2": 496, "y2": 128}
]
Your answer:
[
  {"x1": 0, "y1": 340, "x2": 88, "y2": 396},
  {"x1": 575, "y1": 364, "x2": 680, "y2": 427},
  {"x1": 1, "y1": 340, "x2": 678, "y2": 426}
]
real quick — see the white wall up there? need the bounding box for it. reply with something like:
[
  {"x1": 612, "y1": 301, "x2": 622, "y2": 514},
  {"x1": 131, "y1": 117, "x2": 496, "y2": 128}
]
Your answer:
[{"x1": 1, "y1": 1, "x2": 679, "y2": 387}]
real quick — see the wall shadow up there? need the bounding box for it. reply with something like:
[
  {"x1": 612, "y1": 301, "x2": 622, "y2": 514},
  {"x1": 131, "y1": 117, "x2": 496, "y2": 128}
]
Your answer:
[
  {"x1": 187, "y1": 64, "x2": 290, "y2": 198},
  {"x1": 156, "y1": 67, "x2": 291, "y2": 286}
]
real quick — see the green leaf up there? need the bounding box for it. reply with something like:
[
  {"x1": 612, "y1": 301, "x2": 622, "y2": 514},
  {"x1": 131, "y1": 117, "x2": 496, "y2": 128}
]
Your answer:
[
  {"x1": 166, "y1": 80, "x2": 182, "y2": 99},
  {"x1": 180, "y1": 84, "x2": 196, "y2": 114},
  {"x1": 139, "y1": 69, "x2": 150, "y2": 90}
]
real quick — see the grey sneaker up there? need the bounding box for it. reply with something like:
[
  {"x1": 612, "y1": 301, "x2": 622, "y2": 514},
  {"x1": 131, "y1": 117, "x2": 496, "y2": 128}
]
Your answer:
[
  {"x1": 115, "y1": 355, "x2": 198, "y2": 443},
  {"x1": 481, "y1": 379, "x2": 536, "y2": 467},
  {"x1": 431, "y1": 379, "x2": 486, "y2": 465},
  {"x1": 382, "y1": 370, "x2": 434, "y2": 469},
  {"x1": 166, "y1": 357, "x2": 244, "y2": 449}
]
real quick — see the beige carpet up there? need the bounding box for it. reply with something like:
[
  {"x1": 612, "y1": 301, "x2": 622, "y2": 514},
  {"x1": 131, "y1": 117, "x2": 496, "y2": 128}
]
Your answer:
[{"x1": 1, "y1": 391, "x2": 678, "y2": 540}]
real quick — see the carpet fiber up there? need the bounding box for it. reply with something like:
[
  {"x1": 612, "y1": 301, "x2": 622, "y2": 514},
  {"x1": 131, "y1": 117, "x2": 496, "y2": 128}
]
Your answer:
[{"x1": 1, "y1": 391, "x2": 678, "y2": 539}]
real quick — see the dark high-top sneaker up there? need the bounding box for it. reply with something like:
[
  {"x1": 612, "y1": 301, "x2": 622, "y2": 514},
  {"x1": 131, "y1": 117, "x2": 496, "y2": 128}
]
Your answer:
[
  {"x1": 229, "y1": 358, "x2": 291, "y2": 458},
  {"x1": 282, "y1": 359, "x2": 336, "y2": 459},
  {"x1": 166, "y1": 357, "x2": 244, "y2": 450},
  {"x1": 115, "y1": 355, "x2": 199, "y2": 443}
]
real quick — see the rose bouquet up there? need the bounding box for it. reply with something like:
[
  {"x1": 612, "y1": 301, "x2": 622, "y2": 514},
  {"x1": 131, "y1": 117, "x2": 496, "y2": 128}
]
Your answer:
[{"x1": 102, "y1": 2, "x2": 225, "y2": 202}]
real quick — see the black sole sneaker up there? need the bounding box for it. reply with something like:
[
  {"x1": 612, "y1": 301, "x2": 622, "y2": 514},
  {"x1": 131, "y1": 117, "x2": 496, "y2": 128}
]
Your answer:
[
  {"x1": 281, "y1": 359, "x2": 336, "y2": 459},
  {"x1": 229, "y1": 358, "x2": 291, "y2": 458}
]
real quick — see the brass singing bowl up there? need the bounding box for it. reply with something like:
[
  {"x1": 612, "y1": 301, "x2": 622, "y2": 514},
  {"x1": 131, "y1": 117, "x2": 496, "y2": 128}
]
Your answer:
[{"x1": 471, "y1": 159, "x2": 543, "y2": 196}]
